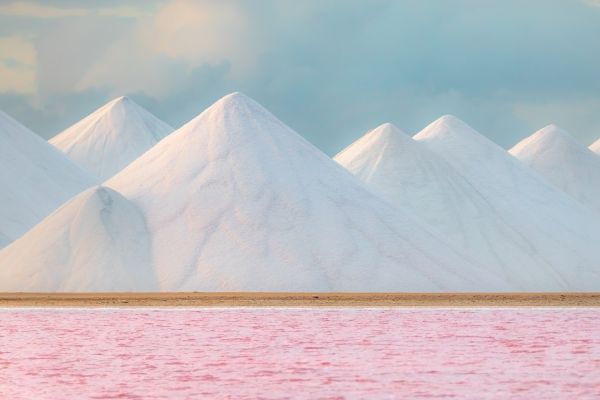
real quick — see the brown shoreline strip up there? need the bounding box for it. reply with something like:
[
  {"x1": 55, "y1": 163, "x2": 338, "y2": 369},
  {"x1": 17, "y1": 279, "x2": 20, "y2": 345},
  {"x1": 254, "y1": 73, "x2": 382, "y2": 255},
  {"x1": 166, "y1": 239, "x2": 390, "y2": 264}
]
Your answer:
[{"x1": 0, "y1": 292, "x2": 599, "y2": 307}]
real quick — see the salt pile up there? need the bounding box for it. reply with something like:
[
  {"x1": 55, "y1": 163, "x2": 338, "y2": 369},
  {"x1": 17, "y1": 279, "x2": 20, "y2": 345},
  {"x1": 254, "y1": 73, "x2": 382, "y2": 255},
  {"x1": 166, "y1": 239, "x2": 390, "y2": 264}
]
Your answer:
[
  {"x1": 0, "y1": 110, "x2": 96, "y2": 248},
  {"x1": 335, "y1": 123, "x2": 575, "y2": 290},
  {"x1": 106, "y1": 93, "x2": 503, "y2": 291},
  {"x1": 413, "y1": 115, "x2": 600, "y2": 290},
  {"x1": 50, "y1": 96, "x2": 173, "y2": 180},
  {"x1": 3, "y1": 94, "x2": 600, "y2": 292},
  {"x1": 510, "y1": 125, "x2": 600, "y2": 214},
  {"x1": 0, "y1": 186, "x2": 156, "y2": 291}
]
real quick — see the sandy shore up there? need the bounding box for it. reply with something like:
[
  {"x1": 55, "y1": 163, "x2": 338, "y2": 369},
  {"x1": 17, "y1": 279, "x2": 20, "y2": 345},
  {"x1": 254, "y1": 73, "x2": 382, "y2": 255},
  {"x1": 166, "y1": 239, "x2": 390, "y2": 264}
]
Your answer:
[{"x1": 0, "y1": 292, "x2": 599, "y2": 307}]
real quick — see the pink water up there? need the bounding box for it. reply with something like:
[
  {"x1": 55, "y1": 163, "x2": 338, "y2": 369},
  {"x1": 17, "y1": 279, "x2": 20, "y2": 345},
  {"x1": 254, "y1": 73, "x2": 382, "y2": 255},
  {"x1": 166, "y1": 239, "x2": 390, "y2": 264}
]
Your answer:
[{"x1": 1, "y1": 308, "x2": 599, "y2": 399}]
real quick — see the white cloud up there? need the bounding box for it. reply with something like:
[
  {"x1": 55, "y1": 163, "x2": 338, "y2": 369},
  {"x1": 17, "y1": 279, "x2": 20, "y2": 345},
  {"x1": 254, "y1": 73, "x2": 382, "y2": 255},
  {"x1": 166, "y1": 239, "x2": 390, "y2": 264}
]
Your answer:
[
  {"x1": 96, "y1": 5, "x2": 154, "y2": 18},
  {"x1": 0, "y1": 2, "x2": 87, "y2": 18},
  {"x1": 143, "y1": 0, "x2": 262, "y2": 71},
  {"x1": 582, "y1": 0, "x2": 600, "y2": 8},
  {"x1": 0, "y1": 1, "x2": 150, "y2": 19},
  {"x1": 0, "y1": 36, "x2": 36, "y2": 93},
  {"x1": 77, "y1": 0, "x2": 265, "y2": 96}
]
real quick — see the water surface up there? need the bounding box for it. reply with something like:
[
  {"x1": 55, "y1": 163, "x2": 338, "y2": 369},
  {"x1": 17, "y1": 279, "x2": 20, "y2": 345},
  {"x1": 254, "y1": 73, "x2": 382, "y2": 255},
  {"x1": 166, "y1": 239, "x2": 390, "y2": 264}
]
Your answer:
[{"x1": 1, "y1": 308, "x2": 599, "y2": 399}]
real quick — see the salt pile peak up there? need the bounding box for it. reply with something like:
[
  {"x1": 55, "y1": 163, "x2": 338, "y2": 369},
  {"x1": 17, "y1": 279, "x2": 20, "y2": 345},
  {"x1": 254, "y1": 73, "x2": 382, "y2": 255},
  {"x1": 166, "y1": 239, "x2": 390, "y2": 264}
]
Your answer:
[
  {"x1": 50, "y1": 96, "x2": 173, "y2": 180},
  {"x1": 510, "y1": 124, "x2": 600, "y2": 213},
  {"x1": 0, "y1": 110, "x2": 96, "y2": 248},
  {"x1": 334, "y1": 123, "x2": 415, "y2": 188},
  {"x1": 335, "y1": 123, "x2": 572, "y2": 290},
  {"x1": 590, "y1": 138, "x2": 600, "y2": 155},
  {"x1": 102, "y1": 92, "x2": 505, "y2": 292},
  {"x1": 413, "y1": 115, "x2": 600, "y2": 290},
  {"x1": 0, "y1": 186, "x2": 156, "y2": 291}
]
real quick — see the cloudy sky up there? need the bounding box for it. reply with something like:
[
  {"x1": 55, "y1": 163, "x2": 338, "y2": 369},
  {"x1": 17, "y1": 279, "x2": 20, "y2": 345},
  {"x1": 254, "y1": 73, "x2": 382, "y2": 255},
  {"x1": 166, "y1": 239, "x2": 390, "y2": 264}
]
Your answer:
[{"x1": 1, "y1": 0, "x2": 600, "y2": 154}]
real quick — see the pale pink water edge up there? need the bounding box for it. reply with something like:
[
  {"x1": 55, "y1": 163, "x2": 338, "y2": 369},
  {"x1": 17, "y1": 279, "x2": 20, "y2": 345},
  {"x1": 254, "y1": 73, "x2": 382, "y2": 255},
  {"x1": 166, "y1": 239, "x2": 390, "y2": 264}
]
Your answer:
[{"x1": 1, "y1": 308, "x2": 599, "y2": 399}]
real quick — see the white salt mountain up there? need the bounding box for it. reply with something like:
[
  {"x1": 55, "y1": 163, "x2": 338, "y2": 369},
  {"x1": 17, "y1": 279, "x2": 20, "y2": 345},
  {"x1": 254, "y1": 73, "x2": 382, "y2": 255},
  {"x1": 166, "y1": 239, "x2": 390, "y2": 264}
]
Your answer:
[
  {"x1": 50, "y1": 96, "x2": 173, "y2": 180},
  {"x1": 335, "y1": 123, "x2": 572, "y2": 290},
  {"x1": 414, "y1": 115, "x2": 600, "y2": 290},
  {"x1": 590, "y1": 138, "x2": 600, "y2": 155},
  {"x1": 0, "y1": 186, "x2": 157, "y2": 291},
  {"x1": 0, "y1": 110, "x2": 96, "y2": 248},
  {"x1": 99, "y1": 92, "x2": 504, "y2": 292},
  {"x1": 510, "y1": 125, "x2": 600, "y2": 214}
]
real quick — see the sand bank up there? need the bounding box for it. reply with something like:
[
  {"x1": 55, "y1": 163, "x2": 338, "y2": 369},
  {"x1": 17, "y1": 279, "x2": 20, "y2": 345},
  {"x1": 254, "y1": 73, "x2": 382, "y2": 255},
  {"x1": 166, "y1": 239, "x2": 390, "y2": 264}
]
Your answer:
[{"x1": 0, "y1": 292, "x2": 599, "y2": 307}]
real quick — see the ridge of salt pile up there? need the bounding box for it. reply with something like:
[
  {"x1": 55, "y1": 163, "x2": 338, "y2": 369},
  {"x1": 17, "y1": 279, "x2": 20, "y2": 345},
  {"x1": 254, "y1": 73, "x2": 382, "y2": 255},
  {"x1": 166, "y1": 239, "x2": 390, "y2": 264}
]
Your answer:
[{"x1": 0, "y1": 110, "x2": 96, "y2": 248}]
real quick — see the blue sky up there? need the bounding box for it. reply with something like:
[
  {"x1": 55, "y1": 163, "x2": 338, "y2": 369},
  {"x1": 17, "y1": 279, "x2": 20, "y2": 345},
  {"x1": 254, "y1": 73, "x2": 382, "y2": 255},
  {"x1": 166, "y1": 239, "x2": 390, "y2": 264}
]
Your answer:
[{"x1": 1, "y1": 0, "x2": 600, "y2": 154}]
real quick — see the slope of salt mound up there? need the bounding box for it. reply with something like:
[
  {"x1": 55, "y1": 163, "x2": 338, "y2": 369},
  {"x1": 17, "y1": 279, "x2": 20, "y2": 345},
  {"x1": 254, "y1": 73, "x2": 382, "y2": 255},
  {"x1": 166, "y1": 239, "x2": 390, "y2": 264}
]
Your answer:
[
  {"x1": 106, "y1": 93, "x2": 507, "y2": 292},
  {"x1": 510, "y1": 125, "x2": 600, "y2": 213},
  {"x1": 590, "y1": 138, "x2": 600, "y2": 155},
  {"x1": 0, "y1": 110, "x2": 96, "y2": 248},
  {"x1": 0, "y1": 186, "x2": 157, "y2": 291},
  {"x1": 334, "y1": 123, "x2": 567, "y2": 290},
  {"x1": 413, "y1": 115, "x2": 600, "y2": 290},
  {"x1": 50, "y1": 96, "x2": 173, "y2": 180}
]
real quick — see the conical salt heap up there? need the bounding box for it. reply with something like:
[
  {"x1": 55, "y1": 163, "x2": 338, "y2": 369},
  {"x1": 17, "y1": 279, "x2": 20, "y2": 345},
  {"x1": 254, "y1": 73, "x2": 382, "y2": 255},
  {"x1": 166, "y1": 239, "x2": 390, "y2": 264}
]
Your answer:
[
  {"x1": 510, "y1": 124, "x2": 600, "y2": 213},
  {"x1": 50, "y1": 96, "x2": 173, "y2": 180}
]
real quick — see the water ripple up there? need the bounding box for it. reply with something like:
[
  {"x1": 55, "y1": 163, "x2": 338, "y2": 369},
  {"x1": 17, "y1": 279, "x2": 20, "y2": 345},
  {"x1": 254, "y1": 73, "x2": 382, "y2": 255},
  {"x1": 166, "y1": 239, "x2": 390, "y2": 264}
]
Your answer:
[{"x1": 0, "y1": 308, "x2": 599, "y2": 399}]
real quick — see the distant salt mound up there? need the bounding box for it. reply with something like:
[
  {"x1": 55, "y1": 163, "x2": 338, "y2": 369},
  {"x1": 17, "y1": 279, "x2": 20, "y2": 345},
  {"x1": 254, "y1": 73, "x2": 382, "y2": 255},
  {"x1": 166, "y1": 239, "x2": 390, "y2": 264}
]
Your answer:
[
  {"x1": 510, "y1": 125, "x2": 600, "y2": 214},
  {"x1": 590, "y1": 138, "x2": 600, "y2": 155},
  {"x1": 102, "y1": 93, "x2": 505, "y2": 292},
  {"x1": 50, "y1": 96, "x2": 173, "y2": 180},
  {"x1": 414, "y1": 115, "x2": 600, "y2": 290},
  {"x1": 335, "y1": 123, "x2": 572, "y2": 290},
  {"x1": 0, "y1": 186, "x2": 157, "y2": 291},
  {"x1": 0, "y1": 110, "x2": 96, "y2": 248}
]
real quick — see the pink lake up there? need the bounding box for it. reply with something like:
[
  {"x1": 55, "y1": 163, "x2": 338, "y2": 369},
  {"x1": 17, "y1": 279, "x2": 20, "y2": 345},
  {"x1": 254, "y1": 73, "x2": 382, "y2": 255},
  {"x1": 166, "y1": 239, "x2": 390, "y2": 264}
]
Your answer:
[{"x1": 1, "y1": 308, "x2": 599, "y2": 399}]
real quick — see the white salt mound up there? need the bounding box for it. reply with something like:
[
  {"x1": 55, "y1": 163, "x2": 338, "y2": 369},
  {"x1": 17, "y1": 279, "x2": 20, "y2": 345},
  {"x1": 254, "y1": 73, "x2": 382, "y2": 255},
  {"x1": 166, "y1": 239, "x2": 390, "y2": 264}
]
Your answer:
[
  {"x1": 0, "y1": 186, "x2": 157, "y2": 291},
  {"x1": 510, "y1": 124, "x2": 600, "y2": 214},
  {"x1": 590, "y1": 138, "x2": 600, "y2": 155},
  {"x1": 335, "y1": 123, "x2": 574, "y2": 290},
  {"x1": 50, "y1": 96, "x2": 173, "y2": 180},
  {"x1": 413, "y1": 115, "x2": 600, "y2": 290},
  {"x1": 99, "y1": 93, "x2": 506, "y2": 292},
  {"x1": 0, "y1": 110, "x2": 96, "y2": 248}
]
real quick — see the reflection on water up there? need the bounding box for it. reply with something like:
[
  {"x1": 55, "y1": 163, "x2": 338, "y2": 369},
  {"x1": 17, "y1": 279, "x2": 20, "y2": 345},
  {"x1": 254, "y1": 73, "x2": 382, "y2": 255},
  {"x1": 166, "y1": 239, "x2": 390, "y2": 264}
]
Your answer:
[{"x1": 1, "y1": 308, "x2": 599, "y2": 399}]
